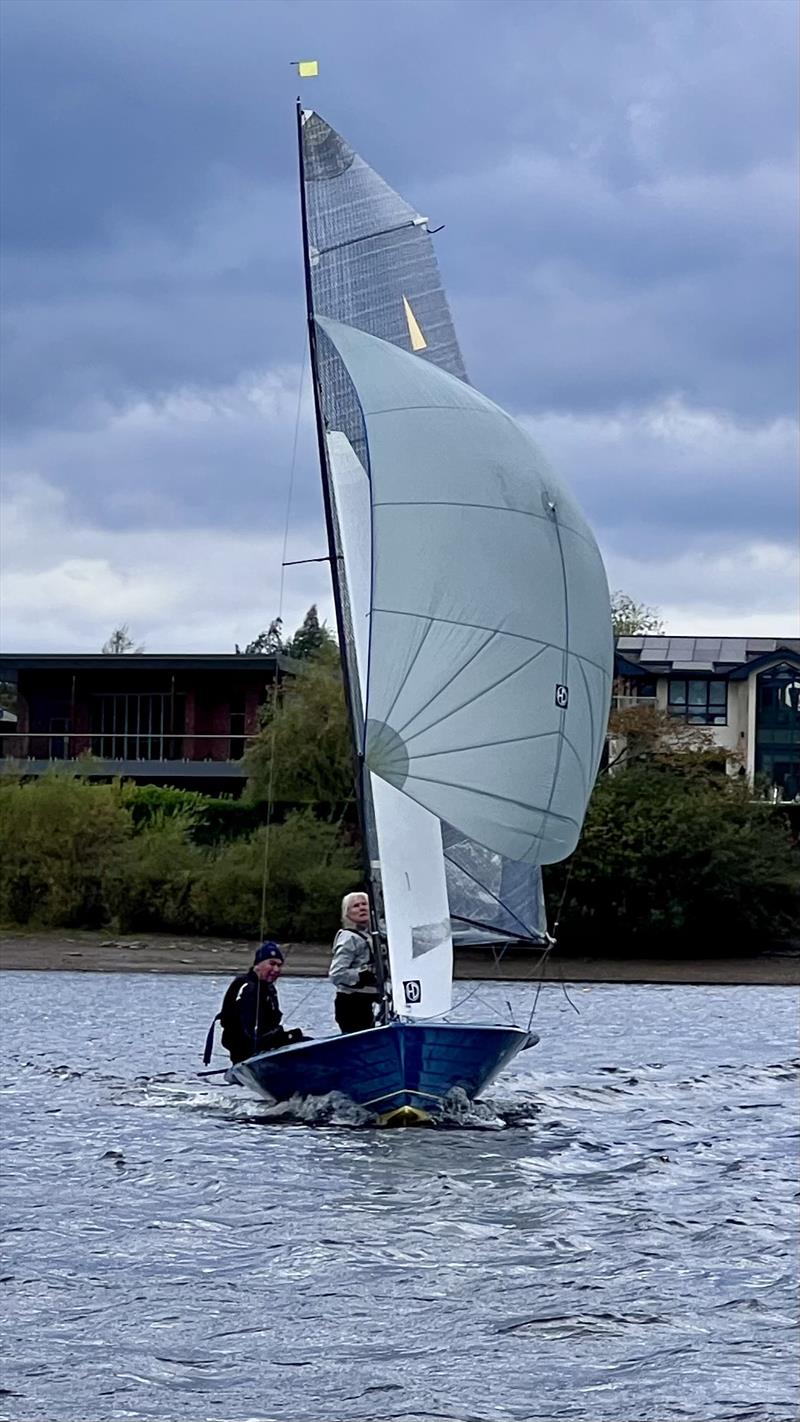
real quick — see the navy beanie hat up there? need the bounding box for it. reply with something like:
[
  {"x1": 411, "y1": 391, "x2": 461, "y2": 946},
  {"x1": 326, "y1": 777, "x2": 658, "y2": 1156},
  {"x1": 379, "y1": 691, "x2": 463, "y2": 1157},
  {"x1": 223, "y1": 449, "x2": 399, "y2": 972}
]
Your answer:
[{"x1": 254, "y1": 940, "x2": 284, "y2": 965}]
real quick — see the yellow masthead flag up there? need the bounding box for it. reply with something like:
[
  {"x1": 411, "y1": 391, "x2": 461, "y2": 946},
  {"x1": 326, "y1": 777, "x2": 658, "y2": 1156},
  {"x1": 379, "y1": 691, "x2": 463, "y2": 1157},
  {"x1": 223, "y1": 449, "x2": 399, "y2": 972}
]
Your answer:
[{"x1": 295, "y1": 60, "x2": 319, "y2": 78}]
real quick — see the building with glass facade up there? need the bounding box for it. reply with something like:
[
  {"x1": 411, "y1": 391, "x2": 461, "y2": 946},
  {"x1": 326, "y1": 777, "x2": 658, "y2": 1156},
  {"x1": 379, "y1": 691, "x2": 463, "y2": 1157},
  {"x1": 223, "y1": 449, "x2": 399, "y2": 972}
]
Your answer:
[{"x1": 614, "y1": 637, "x2": 800, "y2": 801}]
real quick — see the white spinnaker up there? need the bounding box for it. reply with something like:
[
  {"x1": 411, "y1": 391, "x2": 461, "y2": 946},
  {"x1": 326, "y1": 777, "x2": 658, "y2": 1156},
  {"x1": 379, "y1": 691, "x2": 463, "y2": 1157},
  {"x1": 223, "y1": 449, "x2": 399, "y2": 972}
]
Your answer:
[
  {"x1": 327, "y1": 431, "x2": 453, "y2": 1019},
  {"x1": 320, "y1": 319, "x2": 613, "y2": 867}
]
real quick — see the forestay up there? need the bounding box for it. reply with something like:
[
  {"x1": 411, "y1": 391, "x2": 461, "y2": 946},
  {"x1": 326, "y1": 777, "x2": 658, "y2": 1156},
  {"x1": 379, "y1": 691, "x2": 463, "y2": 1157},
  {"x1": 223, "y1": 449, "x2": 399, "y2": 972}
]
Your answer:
[{"x1": 319, "y1": 318, "x2": 613, "y2": 867}]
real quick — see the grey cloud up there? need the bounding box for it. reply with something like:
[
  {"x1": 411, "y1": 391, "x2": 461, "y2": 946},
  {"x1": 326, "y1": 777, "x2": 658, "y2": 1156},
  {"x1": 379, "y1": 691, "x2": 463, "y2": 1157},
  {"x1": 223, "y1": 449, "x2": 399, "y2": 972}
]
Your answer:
[
  {"x1": 3, "y1": 0, "x2": 796, "y2": 429},
  {"x1": 521, "y1": 402, "x2": 798, "y2": 557},
  {"x1": 0, "y1": 0, "x2": 796, "y2": 595},
  {"x1": 2, "y1": 368, "x2": 323, "y2": 534}
]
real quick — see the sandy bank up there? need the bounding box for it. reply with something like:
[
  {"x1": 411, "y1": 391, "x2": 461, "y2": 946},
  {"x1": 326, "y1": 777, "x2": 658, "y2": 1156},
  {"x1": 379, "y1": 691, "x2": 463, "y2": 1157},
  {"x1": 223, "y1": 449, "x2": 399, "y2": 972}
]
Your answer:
[{"x1": 1, "y1": 930, "x2": 798, "y2": 986}]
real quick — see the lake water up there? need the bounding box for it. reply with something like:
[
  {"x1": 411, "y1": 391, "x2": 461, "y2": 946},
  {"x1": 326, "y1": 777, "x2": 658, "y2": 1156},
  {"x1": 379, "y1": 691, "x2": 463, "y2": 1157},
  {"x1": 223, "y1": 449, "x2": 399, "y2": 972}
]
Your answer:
[{"x1": 0, "y1": 972, "x2": 798, "y2": 1422}]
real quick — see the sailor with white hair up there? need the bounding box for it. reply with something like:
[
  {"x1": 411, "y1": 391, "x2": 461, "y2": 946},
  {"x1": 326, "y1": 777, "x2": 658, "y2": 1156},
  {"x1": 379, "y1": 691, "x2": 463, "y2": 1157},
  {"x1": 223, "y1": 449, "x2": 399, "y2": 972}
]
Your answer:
[{"x1": 328, "y1": 891, "x2": 381, "y2": 1033}]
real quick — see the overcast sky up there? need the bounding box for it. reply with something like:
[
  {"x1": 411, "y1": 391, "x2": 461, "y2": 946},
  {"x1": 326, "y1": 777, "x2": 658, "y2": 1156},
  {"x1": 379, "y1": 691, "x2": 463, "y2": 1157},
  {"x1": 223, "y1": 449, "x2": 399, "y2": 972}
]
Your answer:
[{"x1": 1, "y1": 0, "x2": 798, "y2": 652}]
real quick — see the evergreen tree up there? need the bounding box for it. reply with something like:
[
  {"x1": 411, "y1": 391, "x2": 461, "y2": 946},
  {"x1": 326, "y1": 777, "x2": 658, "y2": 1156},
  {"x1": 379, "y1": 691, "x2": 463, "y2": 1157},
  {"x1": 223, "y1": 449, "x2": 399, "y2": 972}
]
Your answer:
[
  {"x1": 240, "y1": 619, "x2": 284, "y2": 655},
  {"x1": 284, "y1": 605, "x2": 336, "y2": 661}
]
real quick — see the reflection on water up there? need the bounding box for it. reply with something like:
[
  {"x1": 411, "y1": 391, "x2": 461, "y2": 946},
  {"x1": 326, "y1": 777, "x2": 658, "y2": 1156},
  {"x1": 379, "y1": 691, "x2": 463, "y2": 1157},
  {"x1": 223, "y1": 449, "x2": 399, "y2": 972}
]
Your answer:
[{"x1": 0, "y1": 972, "x2": 798, "y2": 1421}]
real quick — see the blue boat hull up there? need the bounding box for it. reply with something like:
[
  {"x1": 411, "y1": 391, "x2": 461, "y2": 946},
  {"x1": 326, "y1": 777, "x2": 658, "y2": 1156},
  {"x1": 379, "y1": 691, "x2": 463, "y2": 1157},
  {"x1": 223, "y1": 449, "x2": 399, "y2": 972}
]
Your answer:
[{"x1": 228, "y1": 1020, "x2": 538, "y2": 1120}]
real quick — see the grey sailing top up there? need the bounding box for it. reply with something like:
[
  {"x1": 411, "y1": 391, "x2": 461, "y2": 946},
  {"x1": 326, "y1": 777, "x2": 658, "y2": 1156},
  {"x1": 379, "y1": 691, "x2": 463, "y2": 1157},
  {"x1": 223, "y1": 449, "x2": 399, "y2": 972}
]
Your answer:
[{"x1": 328, "y1": 929, "x2": 373, "y2": 994}]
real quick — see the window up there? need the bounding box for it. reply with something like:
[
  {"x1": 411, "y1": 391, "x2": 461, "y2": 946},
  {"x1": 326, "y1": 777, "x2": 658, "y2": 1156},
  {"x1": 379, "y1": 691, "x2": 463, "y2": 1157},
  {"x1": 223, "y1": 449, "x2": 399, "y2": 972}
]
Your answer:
[
  {"x1": 757, "y1": 668, "x2": 800, "y2": 730},
  {"x1": 90, "y1": 692, "x2": 186, "y2": 759},
  {"x1": 229, "y1": 694, "x2": 246, "y2": 761},
  {"x1": 668, "y1": 678, "x2": 727, "y2": 725},
  {"x1": 755, "y1": 665, "x2": 800, "y2": 798}
]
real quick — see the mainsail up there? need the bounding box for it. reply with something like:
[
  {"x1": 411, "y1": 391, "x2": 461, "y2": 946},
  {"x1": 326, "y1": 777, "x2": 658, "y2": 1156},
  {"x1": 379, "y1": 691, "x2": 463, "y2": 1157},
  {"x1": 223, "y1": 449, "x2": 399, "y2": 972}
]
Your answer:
[{"x1": 299, "y1": 107, "x2": 552, "y2": 948}]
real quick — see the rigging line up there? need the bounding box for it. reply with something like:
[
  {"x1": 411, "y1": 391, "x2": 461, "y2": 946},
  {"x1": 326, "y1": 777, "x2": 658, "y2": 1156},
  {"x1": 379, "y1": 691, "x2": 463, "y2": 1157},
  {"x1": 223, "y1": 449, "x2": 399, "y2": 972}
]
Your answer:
[
  {"x1": 554, "y1": 953, "x2": 581, "y2": 1016},
  {"x1": 406, "y1": 938, "x2": 551, "y2": 1029},
  {"x1": 521, "y1": 859, "x2": 579, "y2": 1029},
  {"x1": 413, "y1": 929, "x2": 554, "y2": 1028},
  {"x1": 525, "y1": 946, "x2": 553, "y2": 1031},
  {"x1": 488, "y1": 941, "x2": 516, "y2": 1024},
  {"x1": 281, "y1": 974, "x2": 323, "y2": 1021},
  {"x1": 371, "y1": 607, "x2": 612, "y2": 677},
  {"x1": 398, "y1": 642, "x2": 550, "y2": 746},
  {"x1": 448, "y1": 982, "x2": 515, "y2": 1020},
  {"x1": 410, "y1": 977, "x2": 504, "y2": 1024},
  {"x1": 451, "y1": 911, "x2": 555, "y2": 1004},
  {"x1": 259, "y1": 341, "x2": 309, "y2": 940},
  {"x1": 449, "y1": 895, "x2": 541, "y2": 944},
  {"x1": 552, "y1": 853, "x2": 576, "y2": 940},
  {"x1": 490, "y1": 931, "x2": 540, "y2": 985},
  {"x1": 419, "y1": 939, "x2": 552, "y2": 1025}
]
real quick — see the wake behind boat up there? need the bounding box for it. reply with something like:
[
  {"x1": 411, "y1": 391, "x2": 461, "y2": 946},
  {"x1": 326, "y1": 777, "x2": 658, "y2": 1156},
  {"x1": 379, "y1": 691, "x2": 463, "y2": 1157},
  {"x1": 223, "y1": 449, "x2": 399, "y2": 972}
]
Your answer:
[{"x1": 219, "y1": 101, "x2": 612, "y2": 1124}]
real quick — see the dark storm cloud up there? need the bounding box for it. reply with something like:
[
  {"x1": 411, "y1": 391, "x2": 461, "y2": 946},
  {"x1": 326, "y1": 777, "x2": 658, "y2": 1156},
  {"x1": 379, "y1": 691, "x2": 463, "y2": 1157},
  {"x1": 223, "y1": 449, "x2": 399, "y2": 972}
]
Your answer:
[{"x1": 0, "y1": 0, "x2": 797, "y2": 555}]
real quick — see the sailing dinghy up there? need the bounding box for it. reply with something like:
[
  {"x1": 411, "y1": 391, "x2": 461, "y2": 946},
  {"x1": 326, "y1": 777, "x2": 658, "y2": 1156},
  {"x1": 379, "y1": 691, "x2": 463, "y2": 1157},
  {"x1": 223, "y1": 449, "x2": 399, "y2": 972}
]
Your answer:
[{"x1": 228, "y1": 106, "x2": 613, "y2": 1124}]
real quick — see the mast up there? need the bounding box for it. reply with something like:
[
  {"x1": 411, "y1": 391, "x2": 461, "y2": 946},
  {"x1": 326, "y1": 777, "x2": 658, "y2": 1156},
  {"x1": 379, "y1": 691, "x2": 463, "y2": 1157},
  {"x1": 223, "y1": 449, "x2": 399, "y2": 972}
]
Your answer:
[{"x1": 295, "y1": 101, "x2": 388, "y2": 1004}]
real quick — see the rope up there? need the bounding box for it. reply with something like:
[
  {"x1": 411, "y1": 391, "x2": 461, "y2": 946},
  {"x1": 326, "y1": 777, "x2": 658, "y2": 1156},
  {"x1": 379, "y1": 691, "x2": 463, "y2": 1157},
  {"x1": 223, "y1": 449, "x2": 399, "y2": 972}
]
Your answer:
[
  {"x1": 258, "y1": 343, "x2": 309, "y2": 941},
  {"x1": 413, "y1": 855, "x2": 581, "y2": 1031},
  {"x1": 284, "y1": 975, "x2": 323, "y2": 1020}
]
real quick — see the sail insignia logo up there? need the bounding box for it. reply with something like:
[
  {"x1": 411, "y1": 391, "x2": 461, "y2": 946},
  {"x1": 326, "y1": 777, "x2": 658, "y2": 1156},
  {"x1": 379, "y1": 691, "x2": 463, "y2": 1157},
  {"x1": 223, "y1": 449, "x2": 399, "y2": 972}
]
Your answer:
[
  {"x1": 555, "y1": 684, "x2": 569, "y2": 709},
  {"x1": 403, "y1": 980, "x2": 422, "y2": 1005}
]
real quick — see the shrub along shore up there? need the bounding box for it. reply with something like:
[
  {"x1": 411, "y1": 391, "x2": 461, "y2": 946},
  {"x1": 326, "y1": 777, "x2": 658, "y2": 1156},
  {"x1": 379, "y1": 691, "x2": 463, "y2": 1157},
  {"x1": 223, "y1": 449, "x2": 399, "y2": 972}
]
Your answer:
[{"x1": 0, "y1": 768, "x2": 797, "y2": 968}]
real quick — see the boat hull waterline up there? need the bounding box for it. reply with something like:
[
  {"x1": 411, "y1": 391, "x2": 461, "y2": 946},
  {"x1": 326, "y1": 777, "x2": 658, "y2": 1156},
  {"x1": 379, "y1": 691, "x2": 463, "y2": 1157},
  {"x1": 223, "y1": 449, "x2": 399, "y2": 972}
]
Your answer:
[{"x1": 228, "y1": 1020, "x2": 538, "y2": 1124}]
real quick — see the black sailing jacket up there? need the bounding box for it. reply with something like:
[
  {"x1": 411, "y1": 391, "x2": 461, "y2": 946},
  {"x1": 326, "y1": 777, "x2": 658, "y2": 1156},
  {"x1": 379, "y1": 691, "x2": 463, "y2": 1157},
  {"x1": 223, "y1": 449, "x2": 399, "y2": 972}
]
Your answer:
[{"x1": 220, "y1": 972, "x2": 283, "y2": 1064}]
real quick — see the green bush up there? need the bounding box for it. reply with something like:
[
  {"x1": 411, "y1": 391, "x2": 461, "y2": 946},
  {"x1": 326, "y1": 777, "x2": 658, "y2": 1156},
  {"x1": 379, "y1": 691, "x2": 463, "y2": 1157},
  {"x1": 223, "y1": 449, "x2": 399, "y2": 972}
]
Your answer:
[
  {"x1": 189, "y1": 810, "x2": 359, "y2": 940},
  {"x1": 0, "y1": 773, "x2": 130, "y2": 927},
  {"x1": 102, "y1": 810, "x2": 202, "y2": 932},
  {"x1": 546, "y1": 763, "x2": 800, "y2": 949},
  {"x1": 122, "y1": 784, "x2": 271, "y2": 844},
  {"x1": 2, "y1": 765, "x2": 795, "y2": 951},
  {"x1": 0, "y1": 774, "x2": 359, "y2": 941}
]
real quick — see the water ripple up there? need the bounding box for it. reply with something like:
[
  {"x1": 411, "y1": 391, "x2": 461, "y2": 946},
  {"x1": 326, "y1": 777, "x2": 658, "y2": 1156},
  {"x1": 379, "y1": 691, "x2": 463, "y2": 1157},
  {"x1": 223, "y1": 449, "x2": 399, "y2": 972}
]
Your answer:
[{"x1": 0, "y1": 974, "x2": 797, "y2": 1422}]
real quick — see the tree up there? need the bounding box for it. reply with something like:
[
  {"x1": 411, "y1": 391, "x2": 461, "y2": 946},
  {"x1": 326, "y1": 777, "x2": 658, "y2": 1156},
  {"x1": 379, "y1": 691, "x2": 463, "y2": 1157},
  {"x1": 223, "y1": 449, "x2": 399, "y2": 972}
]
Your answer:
[
  {"x1": 611, "y1": 591, "x2": 664, "y2": 637},
  {"x1": 236, "y1": 607, "x2": 337, "y2": 660},
  {"x1": 101, "y1": 625, "x2": 144, "y2": 654},
  {"x1": 606, "y1": 702, "x2": 732, "y2": 773},
  {"x1": 284, "y1": 605, "x2": 336, "y2": 662},
  {"x1": 238, "y1": 619, "x2": 284, "y2": 655},
  {"x1": 244, "y1": 651, "x2": 354, "y2": 816},
  {"x1": 545, "y1": 761, "x2": 799, "y2": 948}
]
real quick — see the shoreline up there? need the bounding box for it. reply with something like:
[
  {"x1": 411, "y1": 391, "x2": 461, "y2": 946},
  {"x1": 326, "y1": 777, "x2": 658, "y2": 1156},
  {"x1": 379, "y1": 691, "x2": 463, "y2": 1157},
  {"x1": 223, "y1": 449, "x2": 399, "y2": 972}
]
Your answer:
[{"x1": 1, "y1": 930, "x2": 798, "y2": 985}]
